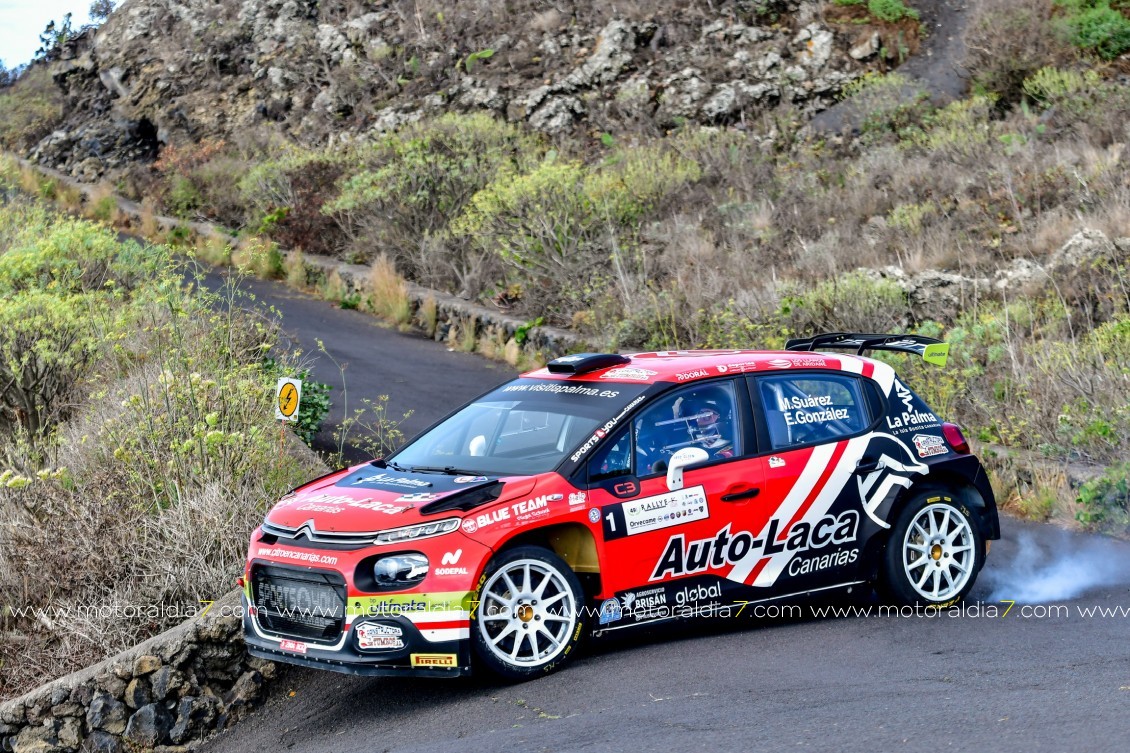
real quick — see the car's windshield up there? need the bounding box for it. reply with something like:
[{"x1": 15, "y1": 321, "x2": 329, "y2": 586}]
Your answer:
[{"x1": 390, "y1": 379, "x2": 652, "y2": 476}]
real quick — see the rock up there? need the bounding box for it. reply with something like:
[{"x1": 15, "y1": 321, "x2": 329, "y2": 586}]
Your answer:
[
  {"x1": 81, "y1": 731, "x2": 123, "y2": 753},
  {"x1": 12, "y1": 720, "x2": 63, "y2": 753},
  {"x1": 48, "y1": 689, "x2": 69, "y2": 708},
  {"x1": 95, "y1": 674, "x2": 126, "y2": 701},
  {"x1": 86, "y1": 694, "x2": 128, "y2": 736},
  {"x1": 222, "y1": 671, "x2": 263, "y2": 710},
  {"x1": 150, "y1": 667, "x2": 187, "y2": 701},
  {"x1": 528, "y1": 96, "x2": 585, "y2": 133},
  {"x1": 132, "y1": 655, "x2": 162, "y2": 676},
  {"x1": 993, "y1": 258, "x2": 1045, "y2": 290},
  {"x1": 56, "y1": 718, "x2": 82, "y2": 750},
  {"x1": 1048, "y1": 228, "x2": 1116, "y2": 272},
  {"x1": 123, "y1": 704, "x2": 173, "y2": 749},
  {"x1": 167, "y1": 696, "x2": 221, "y2": 745},
  {"x1": 794, "y1": 24, "x2": 834, "y2": 69},
  {"x1": 850, "y1": 31, "x2": 881, "y2": 60},
  {"x1": 111, "y1": 664, "x2": 132, "y2": 682},
  {"x1": 244, "y1": 657, "x2": 277, "y2": 681},
  {"x1": 69, "y1": 686, "x2": 94, "y2": 707},
  {"x1": 123, "y1": 679, "x2": 152, "y2": 710},
  {"x1": 561, "y1": 19, "x2": 635, "y2": 89},
  {"x1": 702, "y1": 83, "x2": 738, "y2": 120},
  {"x1": 1, "y1": 701, "x2": 27, "y2": 725},
  {"x1": 49, "y1": 703, "x2": 83, "y2": 718}
]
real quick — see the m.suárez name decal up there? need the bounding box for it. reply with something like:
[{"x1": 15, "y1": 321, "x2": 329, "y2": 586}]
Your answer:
[{"x1": 650, "y1": 510, "x2": 859, "y2": 581}]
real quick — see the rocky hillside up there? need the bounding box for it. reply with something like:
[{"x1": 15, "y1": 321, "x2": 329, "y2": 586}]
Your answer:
[
  {"x1": 2, "y1": 0, "x2": 1129, "y2": 534},
  {"x1": 34, "y1": 0, "x2": 900, "y2": 179}
]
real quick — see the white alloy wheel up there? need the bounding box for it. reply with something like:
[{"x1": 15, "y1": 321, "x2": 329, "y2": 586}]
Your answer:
[
  {"x1": 478, "y1": 558, "x2": 576, "y2": 666},
  {"x1": 902, "y1": 502, "x2": 976, "y2": 602}
]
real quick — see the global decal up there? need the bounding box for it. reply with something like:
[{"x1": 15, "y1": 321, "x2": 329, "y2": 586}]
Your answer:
[{"x1": 650, "y1": 511, "x2": 860, "y2": 581}]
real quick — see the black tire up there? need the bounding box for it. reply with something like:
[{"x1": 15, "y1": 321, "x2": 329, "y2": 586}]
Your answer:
[
  {"x1": 470, "y1": 546, "x2": 586, "y2": 681},
  {"x1": 881, "y1": 492, "x2": 985, "y2": 608}
]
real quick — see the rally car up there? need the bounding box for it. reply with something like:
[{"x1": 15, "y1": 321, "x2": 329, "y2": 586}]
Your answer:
[{"x1": 242, "y1": 333, "x2": 999, "y2": 680}]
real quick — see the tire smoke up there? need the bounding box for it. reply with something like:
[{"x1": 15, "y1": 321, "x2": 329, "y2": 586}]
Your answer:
[{"x1": 987, "y1": 529, "x2": 1130, "y2": 602}]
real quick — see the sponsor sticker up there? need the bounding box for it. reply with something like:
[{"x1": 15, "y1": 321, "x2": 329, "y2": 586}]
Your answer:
[
  {"x1": 453, "y1": 476, "x2": 489, "y2": 484},
  {"x1": 767, "y1": 359, "x2": 793, "y2": 369},
  {"x1": 411, "y1": 653, "x2": 458, "y2": 668},
  {"x1": 768, "y1": 456, "x2": 786, "y2": 469},
  {"x1": 598, "y1": 598, "x2": 623, "y2": 625},
  {"x1": 291, "y1": 493, "x2": 408, "y2": 515},
  {"x1": 346, "y1": 472, "x2": 432, "y2": 490},
  {"x1": 621, "y1": 486, "x2": 709, "y2": 537},
  {"x1": 461, "y1": 518, "x2": 478, "y2": 534},
  {"x1": 588, "y1": 508, "x2": 601, "y2": 524},
  {"x1": 569, "y1": 491, "x2": 587, "y2": 507},
  {"x1": 620, "y1": 586, "x2": 668, "y2": 621},
  {"x1": 675, "y1": 369, "x2": 710, "y2": 381},
  {"x1": 356, "y1": 623, "x2": 405, "y2": 651},
  {"x1": 602, "y1": 367, "x2": 658, "y2": 381},
  {"x1": 650, "y1": 511, "x2": 860, "y2": 581},
  {"x1": 279, "y1": 639, "x2": 307, "y2": 655},
  {"x1": 395, "y1": 492, "x2": 441, "y2": 503},
  {"x1": 912, "y1": 433, "x2": 948, "y2": 458}
]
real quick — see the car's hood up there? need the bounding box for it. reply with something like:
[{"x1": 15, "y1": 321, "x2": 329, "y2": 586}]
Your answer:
[{"x1": 265, "y1": 463, "x2": 529, "y2": 532}]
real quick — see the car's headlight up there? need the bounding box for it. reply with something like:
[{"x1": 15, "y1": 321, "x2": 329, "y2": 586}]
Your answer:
[
  {"x1": 374, "y1": 518, "x2": 460, "y2": 545},
  {"x1": 373, "y1": 554, "x2": 429, "y2": 588}
]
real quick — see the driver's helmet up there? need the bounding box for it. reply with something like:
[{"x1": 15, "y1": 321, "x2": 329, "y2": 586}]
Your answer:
[{"x1": 680, "y1": 389, "x2": 733, "y2": 455}]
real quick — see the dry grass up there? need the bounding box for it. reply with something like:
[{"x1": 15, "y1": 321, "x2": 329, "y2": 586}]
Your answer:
[{"x1": 365, "y1": 254, "x2": 412, "y2": 325}]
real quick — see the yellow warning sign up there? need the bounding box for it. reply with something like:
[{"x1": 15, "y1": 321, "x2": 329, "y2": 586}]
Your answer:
[{"x1": 275, "y1": 378, "x2": 302, "y2": 422}]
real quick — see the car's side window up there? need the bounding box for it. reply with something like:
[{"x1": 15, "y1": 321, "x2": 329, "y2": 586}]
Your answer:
[
  {"x1": 758, "y1": 374, "x2": 868, "y2": 450},
  {"x1": 633, "y1": 381, "x2": 741, "y2": 476},
  {"x1": 588, "y1": 425, "x2": 633, "y2": 481}
]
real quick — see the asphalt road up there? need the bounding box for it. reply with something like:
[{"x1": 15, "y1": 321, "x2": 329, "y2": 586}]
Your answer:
[
  {"x1": 199, "y1": 266, "x2": 513, "y2": 462},
  {"x1": 200, "y1": 269, "x2": 1130, "y2": 753}
]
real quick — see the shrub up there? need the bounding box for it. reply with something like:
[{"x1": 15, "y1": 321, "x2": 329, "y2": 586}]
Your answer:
[
  {"x1": 1055, "y1": 1, "x2": 1130, "y2": 59},
  {"x1": 325, "y1": 113, "x2": 543, "y2": 286},
  {"x1": 964, "y1": 0, "x2": 1076, "y2": 104},
  {"x1": 238, "y1": 147, "x2": 347, "y2": 257},
  {"x1": 0, "y1": 67, "x2": 64, "y2": 151},
  {"x1": 1075, "y1": 462, "x2": 1130, "y2": 532}
]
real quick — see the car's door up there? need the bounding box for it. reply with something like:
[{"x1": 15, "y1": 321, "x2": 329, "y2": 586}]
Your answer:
[
  {"x1": 583, "y1": 379, "x2": 768, "y2": 627},
  {"x1": 736, "y1": 370, "x2": 920, "y2": 595}
]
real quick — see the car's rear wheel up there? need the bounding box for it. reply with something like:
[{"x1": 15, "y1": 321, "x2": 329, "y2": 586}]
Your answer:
[
  {"x1": 471, "y1": 546, "x2": 585, "y2": 680},
  {"x1": 881, "y1": 492, "x2": 984, "y2": 607}
]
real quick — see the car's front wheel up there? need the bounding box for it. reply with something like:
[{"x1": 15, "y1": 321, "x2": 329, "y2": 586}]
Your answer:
[
  {"x1": 471, "y1": 546, "x2": 585, "y2": 680},
  {"x1": 881, "y1": 492, "x2": 985, "y2": 607}
]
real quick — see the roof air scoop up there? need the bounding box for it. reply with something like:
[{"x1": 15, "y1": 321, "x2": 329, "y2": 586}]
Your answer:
[{"x1": 546, "y1": 353, "x2": 631, "y2": 375}]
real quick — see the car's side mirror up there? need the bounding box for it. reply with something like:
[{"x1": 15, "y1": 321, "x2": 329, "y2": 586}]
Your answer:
[{"x1": 666, "y1": 447, "x2": 709, "y2": 491}]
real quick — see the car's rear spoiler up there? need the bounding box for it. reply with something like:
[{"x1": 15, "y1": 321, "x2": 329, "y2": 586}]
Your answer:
[{"x1": 785, "y1": 333, "x2": 949, "y2": 366}]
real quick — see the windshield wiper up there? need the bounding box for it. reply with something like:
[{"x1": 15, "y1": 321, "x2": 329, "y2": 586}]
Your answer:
[{"x1": 407, "y1": 466, "x2": 483, "y2": 476}]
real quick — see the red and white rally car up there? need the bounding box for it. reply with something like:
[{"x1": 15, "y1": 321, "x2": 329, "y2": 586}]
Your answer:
[{"x1": 242, "y1": 333, "x2": 999, "y2": 679}]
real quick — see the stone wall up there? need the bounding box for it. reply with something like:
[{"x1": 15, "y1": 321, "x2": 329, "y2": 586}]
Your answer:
[{"x1": 0, "y1": 590, "x2": 268, "y2": 753}]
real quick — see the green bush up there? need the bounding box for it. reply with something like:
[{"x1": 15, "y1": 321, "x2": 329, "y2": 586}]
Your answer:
[
  {"x1": 1076, "y1": 462, "x2": 1130, "y2": 532},
  {"x1": 325, "y1": 113, "x2": 543, "y2": 277},
  {"x1": 238, "y1": 146, "x2": 347, "y2": 257},
  {"x1": 868, "y1": 0, "x2": 919, "y2": 23},
  {"x1": 1056, "y1": 1, "x2": 1130, "y2": 59}
]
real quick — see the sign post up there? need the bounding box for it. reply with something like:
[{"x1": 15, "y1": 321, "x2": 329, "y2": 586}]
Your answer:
[
  {"x1": 275, "y1": 377, "x2": 302, "y2": 462},
  {"x1": 275, "y1": 378, "x2": 302, "y2": 422}
]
